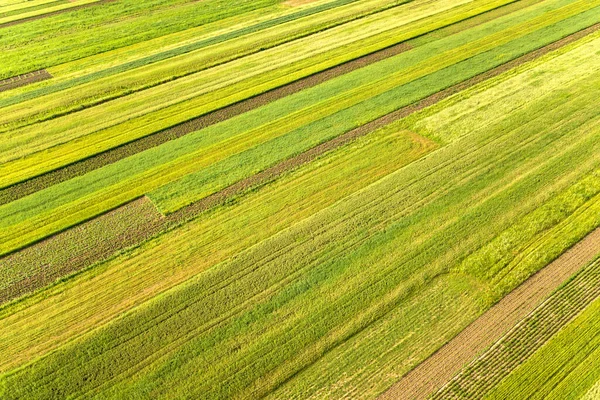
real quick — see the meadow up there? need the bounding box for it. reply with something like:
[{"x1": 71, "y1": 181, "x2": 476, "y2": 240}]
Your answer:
[{"x1": 1, "y1": 0, "x2": 600, "y2": 398}]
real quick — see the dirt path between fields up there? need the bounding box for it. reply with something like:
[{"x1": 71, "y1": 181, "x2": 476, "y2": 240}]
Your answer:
[
  {"x1": 0, "y1": 70, "x2": 52, "y2": 93},
  {"x1": 2, "y1": 22, "x2": 599, "y2": 306},
  {"x1": 0, "y1": 0, "x2": 116, "y2": 29},
  {"x1": 378, "y1": 227, "x2": 600, "y2": 400}
]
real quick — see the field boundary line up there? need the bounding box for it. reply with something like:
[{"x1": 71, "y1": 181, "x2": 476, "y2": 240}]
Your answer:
[{"x1": 378, "y1": 227, "x2": 600, "y2": 400}]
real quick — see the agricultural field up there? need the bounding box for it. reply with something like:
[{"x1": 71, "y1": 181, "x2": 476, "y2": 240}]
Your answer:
[{"x1": 0, "y1": 0, "x2": 600, "y2": 398}]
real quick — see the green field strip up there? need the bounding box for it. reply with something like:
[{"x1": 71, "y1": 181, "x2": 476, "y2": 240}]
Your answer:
[
  {"x1": 0, "y1": 2, "x2": 597, "y2": 257},
  {"x1": 2, "y1": 63, "x2": 600, "y2": 397},
  {"x1": 0, "y1": 0, "x2": 387, "y2": 104},
  {"x1": 484, "y1": 292, "x2": 600, "y2": 399},
  {"x1": 0, "y1": 0, "x2": 68, "y2": 18},
  {"x1": 0, "y1": 0, "x2": 282, "y2": 78},
  {"x1": 0, "y1": 0, "x2": 497, "y2": 132},
  {"x1": 433, "y1": 256, "x2": 600, "y2": 398},
  {"x1": 0, "y1": 0, "x2": 592, "y2": 189}
]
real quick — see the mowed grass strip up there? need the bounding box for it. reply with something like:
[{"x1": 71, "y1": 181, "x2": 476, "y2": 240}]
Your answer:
[
  {"x1": 0, "y1": 3, "x2": 598, "y2": 257},
  {"x1": 2, "y1": 42, "x2": 600, "y2": 397}
]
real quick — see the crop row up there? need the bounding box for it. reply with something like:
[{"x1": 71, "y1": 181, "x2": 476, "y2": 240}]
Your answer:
[
  {"x1": 2, "y1": 39, "x2": 600, "y2": 396},
  {"x1": 1, "y1": 0, "x2": 597, "y2": 257}
]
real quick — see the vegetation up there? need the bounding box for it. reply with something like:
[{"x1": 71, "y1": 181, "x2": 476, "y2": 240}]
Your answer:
[{"x1": 1, "y1": 0, "x2": 600, "y2": 398}]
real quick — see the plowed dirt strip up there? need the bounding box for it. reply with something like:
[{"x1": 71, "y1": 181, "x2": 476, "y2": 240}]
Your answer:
[
  {"x1": 0, "y1": 197, "x2": 165, "y2": 305},
  {"x1": 432, "y1": 257, "x2": 600, "y2": 399},
  {"x1": 378, "y1": 227, "x2": 600, "y2": 400},
  {"x1": 0, "y1": 0, "x2": 115, "y2": 28},
  {"x1": 0, "y1": 70, "x2": 52, "y2": 93},
  {"x1": 0, "y1": 42, "x2": 413, "y2": 206},
  {"x1": 2, "y1": 21, "x2": 599, "y2": 305}
]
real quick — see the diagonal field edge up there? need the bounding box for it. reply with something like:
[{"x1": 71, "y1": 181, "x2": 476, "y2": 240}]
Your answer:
[{"x1": 2, "y1": 21, "x2": 599, "y2": 306}]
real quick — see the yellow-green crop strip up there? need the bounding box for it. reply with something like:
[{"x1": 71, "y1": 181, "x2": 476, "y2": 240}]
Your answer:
[{"x1": 1, "y1": 0, "x2": 600, "y2": 398}]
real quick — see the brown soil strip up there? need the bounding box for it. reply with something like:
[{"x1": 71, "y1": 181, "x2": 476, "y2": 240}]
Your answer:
[
  {"x1": 2, "y1": 21, "x2": 599, "y2": 305},
  {"x1": 0, "y1": 70, "x2": 52, "y2": 93},
  {"x1": 0, "y1": 42, "x2": 413, "y2": 205},
  {"x1": 0, "y1": 197, "x2": 165, "y2": 305},
  {"x1": 378, "y1": 227, "x2": 600, "y2": 400},
  {"x1": 432, "y1": 256, "x2": 600, "y2": 399},
  {"x1": 0, "y1": 0, "x2": 116, "y2": 29}
]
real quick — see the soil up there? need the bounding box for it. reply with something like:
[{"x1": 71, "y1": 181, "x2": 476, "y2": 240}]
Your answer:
[{"x1": 0, "y1": 70, "x2": 52, "y2": 93}]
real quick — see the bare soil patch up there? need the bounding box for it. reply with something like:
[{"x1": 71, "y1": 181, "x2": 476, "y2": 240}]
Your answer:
[
  {"x1": 0, "y1": 197, "x2": 165, "y2": 305},
  {"x1": 0, "y1": 70, "x2": 52, "y2": 93},
  {"x1": 378, "y1": 227, "x2": 600, "y2": 400}
]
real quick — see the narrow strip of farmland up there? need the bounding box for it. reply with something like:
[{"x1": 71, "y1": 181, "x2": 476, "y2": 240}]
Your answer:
[
  {"x1": 2, "y1": 21, "x2": 598, "y2": 305},
  {"x1": 378, "y1": 228, "x2": 600, "y2": 400},
  {"x1": 0, "y1": 0, "x2": 115, "y2": 28},
  {"x1": 431, "y1": 256, "x2": 600, "y2": 399},
  {"x1": 0, "y1": 69, "x2": 52, "y2": 93}
]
